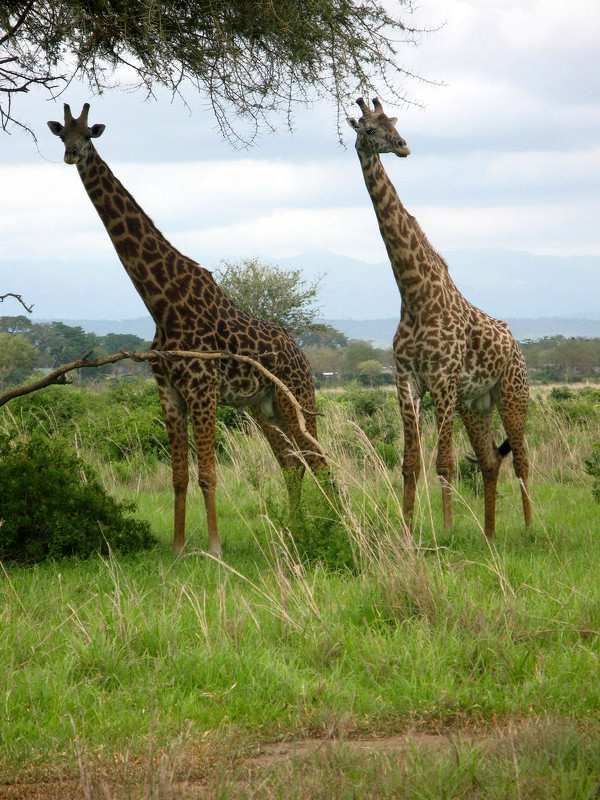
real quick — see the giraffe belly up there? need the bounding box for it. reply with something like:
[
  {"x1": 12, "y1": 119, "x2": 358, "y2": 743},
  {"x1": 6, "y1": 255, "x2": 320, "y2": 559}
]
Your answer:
[
  {"x1": 219, "y1": 379, "x2": 275, "y2": 416},
  {"x1": 458, "y1": 375, "x2": 501, "y2": 412}
]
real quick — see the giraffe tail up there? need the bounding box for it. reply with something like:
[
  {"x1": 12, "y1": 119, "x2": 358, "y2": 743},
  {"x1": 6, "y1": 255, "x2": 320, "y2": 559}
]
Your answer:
[
  {"x1": 465, "y1": 438, "x2": 511, "y2": 466},
  {"x1": 498, "y1": 438, "x2": 511, "y2": 457}
]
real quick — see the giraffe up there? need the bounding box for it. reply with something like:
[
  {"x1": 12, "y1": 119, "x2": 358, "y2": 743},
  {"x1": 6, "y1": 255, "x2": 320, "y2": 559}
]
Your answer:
[
  {"x1": 48, "y1": 103, "x2": 327, "y2": 557},
  {"x1": 347, "y1": 97, "x2": 531, "y2": 538}
]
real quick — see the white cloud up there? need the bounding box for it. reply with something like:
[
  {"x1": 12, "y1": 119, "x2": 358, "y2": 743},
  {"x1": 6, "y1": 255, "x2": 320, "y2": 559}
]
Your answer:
[
  {"x1": 2, "y1": 0, "x2": 600, "y2": 320},
  {"x1": 494, "y1": 0, "x2": 600, "y2": 51},
  {"x1": 177, "y1": 206, "x2": 389, "y2": 264},
  {"x1": 411, "y1": 0, "x2": 600, "y2": 63},
  {"x1": 485, "y1": 147, "x2": 600, "y2": 188},
  {"x1": 415, "y1": 199, "x2": 600, "y2": 256}
]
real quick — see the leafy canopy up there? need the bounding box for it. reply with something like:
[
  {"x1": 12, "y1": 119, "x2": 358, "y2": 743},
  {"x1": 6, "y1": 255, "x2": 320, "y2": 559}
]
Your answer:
[
  {"x1": 1, "y1": 0, "x2": 425, "y2": 141},
  {"x1": 216, "y1": 257, "x2": 323, "y2": 341},
  {"x1": 0, "y1": 331, "x2": 37, "y2": 390}
]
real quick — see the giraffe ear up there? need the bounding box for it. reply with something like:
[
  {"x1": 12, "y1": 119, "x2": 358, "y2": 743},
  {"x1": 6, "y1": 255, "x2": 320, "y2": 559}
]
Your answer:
[
  {"x1": 388, "y1": 117, "x2": 398, "y2": 126},
  {"x1": 47, "y1": 121, "x2": 63, "y2": 137},
  {"x1": 347, "y1": 117, "x2": 360, "y2": 131},
  {"x1": 90, "y1": 123, "x2": 106, "y2": 138}
]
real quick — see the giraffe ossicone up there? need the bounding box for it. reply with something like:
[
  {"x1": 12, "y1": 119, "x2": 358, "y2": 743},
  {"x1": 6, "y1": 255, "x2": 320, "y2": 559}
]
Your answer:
[
  {"x1": 48, "y1": 102, "x2": 328, "y2": 557},
  {"x1": 348, "y1": 96, "x2": 531, "y2": 538}
]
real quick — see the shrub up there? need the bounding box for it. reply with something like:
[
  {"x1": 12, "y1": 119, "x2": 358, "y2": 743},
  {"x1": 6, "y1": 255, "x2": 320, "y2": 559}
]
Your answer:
[
  {"x1": 264, "y1": 474, "x2": 354, "y2": 572},
  {"x1": 374, "y1": 440, "x2": 400, "y2": 469},
  {"x1": 343, "y1": 383, "x2": 401, "y2": 447},
  {"x1": 0, "y1": 433, "x2": 156, "y2": 563},
  {"x1": 584, "y1": 444, "x2": 600, "y2": 503},
  {"x1": 6, "y1": 384, "x2": 93, "y2": 437},
  {"x1": 458, "y1": 456, "x2": 484, "y2": 496},
  {"x1": 549, "y1": 386, "x2": 574, "y2": 402},
  {"x1": 548, "y1": 387, "x2": 600, "y2": 425},
  {"x1": 4, "y1": 381, "x2": 249, "y2": 465}
]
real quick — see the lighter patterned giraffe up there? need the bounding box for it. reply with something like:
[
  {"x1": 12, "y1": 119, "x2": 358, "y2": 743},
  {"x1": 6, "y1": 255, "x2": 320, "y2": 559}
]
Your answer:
[
  {"x1": 348, "y1": 97, "x2": 531, "y2": 537},
  {"x1": 48, "y1": 103, "x2": 327, "y2": 557}
]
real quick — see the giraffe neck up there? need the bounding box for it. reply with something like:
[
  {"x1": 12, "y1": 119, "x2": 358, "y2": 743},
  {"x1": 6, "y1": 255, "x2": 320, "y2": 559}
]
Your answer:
[
  {"x1": 358, "y1": 151, "x2": 451, "y2": 307},
  {"x1": 76, "y1": 146, "x2": 199, "y2": 327}
]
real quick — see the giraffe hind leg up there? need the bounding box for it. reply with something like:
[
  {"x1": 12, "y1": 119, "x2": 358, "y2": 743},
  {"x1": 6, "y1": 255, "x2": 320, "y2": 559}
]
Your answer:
[
  {"x1": 460, "y1": 406, "x2": 503, "y2": 538},
  {"x1": 396, "y1": 378, "x2": 423, "y2": 532},
  {"x1": 498, "y1": 389, "x2": 531, "y2": 529},
  {"x1": 250, "y1": 406, "x2": 307, "y2": 515},
  {"x1": 187, "y1": 388, "x2": 222, "y2": 558}
]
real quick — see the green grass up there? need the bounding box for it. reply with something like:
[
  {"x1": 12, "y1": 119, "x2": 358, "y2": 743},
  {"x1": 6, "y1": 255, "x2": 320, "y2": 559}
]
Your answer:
[{"x1": 1, "y1": 385, "x2": 599, "y2": 796}]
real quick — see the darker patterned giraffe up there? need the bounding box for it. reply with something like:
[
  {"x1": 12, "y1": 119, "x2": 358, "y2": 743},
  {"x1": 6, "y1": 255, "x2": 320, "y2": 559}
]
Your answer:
[
  {"x1": 48, "y1": 103, "x2": 327, "y2": 557},
  {"x1": 348, "y1": 98, "x2": 531, "y2": 537}
]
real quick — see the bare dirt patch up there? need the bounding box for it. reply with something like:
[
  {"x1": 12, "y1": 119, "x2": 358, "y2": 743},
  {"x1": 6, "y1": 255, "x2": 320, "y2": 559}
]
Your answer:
[{"x1": 0, "y1": 726, "x2": 501, "y2": 799}]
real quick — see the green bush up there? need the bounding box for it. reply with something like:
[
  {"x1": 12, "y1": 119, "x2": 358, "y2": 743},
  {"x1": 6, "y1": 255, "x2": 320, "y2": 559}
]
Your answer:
[
  {"x1": 343, "y1": 383, "x2": 401, "y2": 446},
  {"x1": 264, "y1": 473, "x2": 354, "y2": 572},
  {"x1": 549, "y1": 386, "x2": 574, "y2": 402},
  {"x1": 548, "y1": 387, "x2": 600, "y2": 425},
  {"x1": 3, "y1": 381, "x2": 249, "y2": 467},
  {"x1": 290, "y1": 491, "x2": 355, "y2": 572},
  {"x1": 584, "y1": 443, "x2": 600, "y2": 503},
  {"x1": 458, "y1": 456, "x2": 484, "y2": 496},
  {"x1": 7, "y1": 384, "x2": 93, "y2": 437},
  {"x1": 0, "y1": 433, "x2": 156, "y2": 563},
  {"x1": 374, "y1": 441, "x2": 400, "y2": 469}
]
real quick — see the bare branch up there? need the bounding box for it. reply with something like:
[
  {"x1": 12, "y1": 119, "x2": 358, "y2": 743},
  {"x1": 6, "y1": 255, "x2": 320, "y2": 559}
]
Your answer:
[
  {"x1": 0, "y1": 1, "x2": 35, "y2": 49},
  {"x1": 0, "y1": 293, "x2": 33, "y2": 313},
  {"x1": 0, "y1": 348, "x2": 326, "y2": 458}
]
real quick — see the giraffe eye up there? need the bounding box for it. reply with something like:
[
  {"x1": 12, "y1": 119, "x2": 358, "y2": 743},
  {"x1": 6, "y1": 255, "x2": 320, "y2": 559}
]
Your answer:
[{"x1": 365, "y1": 127, "x2": 375, "y2": 135}]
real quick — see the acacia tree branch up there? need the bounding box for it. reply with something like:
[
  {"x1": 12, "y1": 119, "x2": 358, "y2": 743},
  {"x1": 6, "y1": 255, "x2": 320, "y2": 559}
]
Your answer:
[
  {"x1": 0, "y1": 348, "x2": 326, "y2": 459},
  {"x1": 0, "y1": 293, "x2": 33, "y2": 313},
  {"x1": 0, "y1": 1, "x2": 35, "y2": 48},
  {"x1": 1, "y1": 1, "x2": 434, "y2": 145}
]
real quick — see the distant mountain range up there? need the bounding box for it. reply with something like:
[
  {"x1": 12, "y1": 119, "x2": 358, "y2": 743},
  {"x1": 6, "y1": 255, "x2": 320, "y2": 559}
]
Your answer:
[
  {"x1": 12, "y1": 247, "x2": 600, "y2": 343},
  {"x1": 275, "y1": 248, "x2": 600, "y2": 322}
]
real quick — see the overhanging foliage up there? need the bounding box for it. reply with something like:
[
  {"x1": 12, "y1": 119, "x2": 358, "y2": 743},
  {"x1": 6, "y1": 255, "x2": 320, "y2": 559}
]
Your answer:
[{"x1": 1, "y1": 0, "x2": 427, "y2": 142}]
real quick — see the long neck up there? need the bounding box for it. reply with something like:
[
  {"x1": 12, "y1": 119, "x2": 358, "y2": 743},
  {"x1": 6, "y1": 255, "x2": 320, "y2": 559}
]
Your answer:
[
  {"x1": 76, "y1": 146, "x2": 196, "y2": 325},
  {"x1": 358, "y1": 150, "x2": 451, "y2": 307}
]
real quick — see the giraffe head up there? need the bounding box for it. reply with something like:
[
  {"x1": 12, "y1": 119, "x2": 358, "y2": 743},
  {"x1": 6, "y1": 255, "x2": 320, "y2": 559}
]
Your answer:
[
  {"x1": 347, "y1": 97, "x2": 410, "y2": 158},
  {"x1": 47, "y1": 103, "x2": 106, "y2": 165}
]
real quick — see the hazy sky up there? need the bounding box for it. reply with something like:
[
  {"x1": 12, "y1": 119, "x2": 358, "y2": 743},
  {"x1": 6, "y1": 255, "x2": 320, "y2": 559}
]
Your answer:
[{"x1": 1, "y1": 0, "x2": 599, "y2": 319}]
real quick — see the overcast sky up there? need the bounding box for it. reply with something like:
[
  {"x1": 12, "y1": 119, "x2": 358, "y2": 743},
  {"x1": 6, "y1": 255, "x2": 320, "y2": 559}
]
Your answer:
[{"x1": 1, "y1": 0, "x2": 599, "y2": 320}]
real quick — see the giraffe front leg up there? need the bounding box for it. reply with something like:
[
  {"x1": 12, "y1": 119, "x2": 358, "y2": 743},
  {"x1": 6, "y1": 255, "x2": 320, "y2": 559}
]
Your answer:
[
  {"x1": 156, "y1": 378, "x2": 190, "y2": 556},
  {"x1": 431, "y1": 385, "x2": 458, "y2": 533},
  {"x1": 396, "y1": 378, "x2": 422, "y2": 532},
  {"x1": 189, "y1": 391, "x2": 221, "y2": 559}
]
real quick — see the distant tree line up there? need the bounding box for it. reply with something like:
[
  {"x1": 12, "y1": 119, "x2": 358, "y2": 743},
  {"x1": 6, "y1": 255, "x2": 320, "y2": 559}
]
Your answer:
[
  {"x1": 3, "y1": 319, "x2": 600, "y2": 394},
  {"x1": 520, "y1": 336, "x2": 600, "y2": 383},
  {"x1": 0, "y1": 316, "x2": 150, "y2": 390},
  {"x1": 3, "y1": 259, "x2": 600, "y2": 393}
]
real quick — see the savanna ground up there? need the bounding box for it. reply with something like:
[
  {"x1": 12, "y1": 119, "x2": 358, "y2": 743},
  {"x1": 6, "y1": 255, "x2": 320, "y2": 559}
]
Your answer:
[{"x1": 1, "y1": 382, "x2": 600, "y2": 798}]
